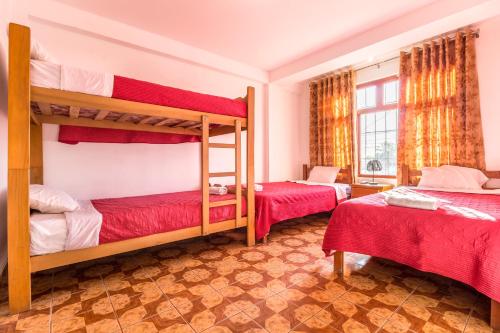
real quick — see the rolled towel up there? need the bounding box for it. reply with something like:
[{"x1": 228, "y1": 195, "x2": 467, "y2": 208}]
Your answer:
[
  {"x1": 385, "y1": 193, "x2": 439, "y2": 210},
  {"x1": 209, "y1": 186, "x2": 228, "y2": 195}
]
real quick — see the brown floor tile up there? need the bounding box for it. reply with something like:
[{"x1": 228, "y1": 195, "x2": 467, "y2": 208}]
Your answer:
[
  {"x1": 323, "y1": 298, "x2": 388, "y2": 333},
  {"x1": 169, "y1": 295, "x2": 235, "y2": 332},
  {"x1": 204, "y1": 312, "x2": 266, "y2": 333},
  {"x1": 1, "y1": 216, "x2": 496, "y2": 333}
]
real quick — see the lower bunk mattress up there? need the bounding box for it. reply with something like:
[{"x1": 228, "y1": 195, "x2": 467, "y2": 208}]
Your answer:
[{"x1": 30, "y1": 181, "x2": 349, "y2": 256}]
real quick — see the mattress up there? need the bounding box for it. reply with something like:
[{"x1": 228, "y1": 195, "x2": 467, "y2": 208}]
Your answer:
[
  {"x1": 254, "y1": 181, "x2": 349, "y2": 240},
  {"x1": 93, "y1": 191, "x2": 247, "y2": 244},
  {"x1": 322, "y1": 187, "x2": 500, "y2": 302},
  {"x1": 30, "y1": 60, "x2": 247, "y2": 117}
]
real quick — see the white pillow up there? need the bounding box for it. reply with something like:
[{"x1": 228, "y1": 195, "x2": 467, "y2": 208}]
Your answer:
[
  {"x1": 30, "y1": 39, "x2": 56, "y2": 62},
  {"x1": 30, "y1": 184, "x2": 79, "y2": 213},
  {"x1": 307, "y1": 166, "x2": 340, "y2": 183},
  {"x1": 418, "y1": 165, "x2": 486, "y2": 190},
  {"x1": 440, "y1": 165, "x2": 488, "y2": 187}
]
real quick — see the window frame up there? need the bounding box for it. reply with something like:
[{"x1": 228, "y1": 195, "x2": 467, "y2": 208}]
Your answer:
[{"x1": 356, "y1": 75, "x2": 399, "y2": 179}]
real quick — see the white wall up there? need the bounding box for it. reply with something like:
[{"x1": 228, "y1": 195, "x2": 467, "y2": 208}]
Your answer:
[
  {"x1": 268, "y1": 84, "x2": 307, "y2": 181},
  {"x1": 30, "y1": 19, "x2": 266, "y2": 199},
  {"x1": 476, "y1": 15, "x2": 500, "y2": 170},
  {"x1": 0, "y1": 0, "x2": 15, "y2": 276}
]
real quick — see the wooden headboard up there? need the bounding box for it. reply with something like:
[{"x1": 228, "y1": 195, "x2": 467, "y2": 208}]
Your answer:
[
  {"x1": 401, "y1": 164, "x2": 500, "y2": 186},
  {"x1": 302, "y1": 164, "x2": 353, "y2": 184}
]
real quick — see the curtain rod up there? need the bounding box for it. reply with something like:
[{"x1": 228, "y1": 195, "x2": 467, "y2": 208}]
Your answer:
[{"x1": 309, "y1": 26, "x2": 480, "y2": 83}]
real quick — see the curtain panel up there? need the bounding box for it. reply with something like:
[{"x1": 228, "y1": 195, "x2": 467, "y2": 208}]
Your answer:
[
  {"x1": 397, "y1": 29, "x2": 485, "y2": 183},
  {"x1": 309, "y1": 70, "x2": 355, "y2": 175}
]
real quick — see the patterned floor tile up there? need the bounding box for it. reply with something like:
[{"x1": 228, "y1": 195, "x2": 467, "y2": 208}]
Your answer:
[{"x1": 0, "y1": 215, "x2": 495, "y2": 333}]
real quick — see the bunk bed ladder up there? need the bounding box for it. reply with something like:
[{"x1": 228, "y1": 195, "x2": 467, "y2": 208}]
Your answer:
[{"x1": 201, "y1": 117, "x2": 243, "y2": 235}]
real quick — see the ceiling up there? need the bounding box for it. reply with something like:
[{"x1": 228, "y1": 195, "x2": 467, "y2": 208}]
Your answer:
[{"x1": 53, "y1": 0, "x2": 438, "y2": 71}]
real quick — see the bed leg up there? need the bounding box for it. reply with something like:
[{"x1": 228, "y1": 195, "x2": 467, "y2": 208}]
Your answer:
[
  {"x1": 263, "y1": 234, "x2": 268, "y2": 244},
  {"x1": 334, "y1": 251, "x2": 345, "y2": 277},
  {"x1": 492, "y1": 299, "x2": 500, "y2": 333}
]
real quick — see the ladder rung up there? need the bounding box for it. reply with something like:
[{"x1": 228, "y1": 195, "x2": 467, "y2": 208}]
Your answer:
[
  {"x1": 209, "y1": 143, "x2": 236, "y2": 149},
  {"x1": 209, "y1": 199, "x2": 237, "y2": 208},
  {"x1": 209, "y1": 172, "x2": 236, "y2": 177}
]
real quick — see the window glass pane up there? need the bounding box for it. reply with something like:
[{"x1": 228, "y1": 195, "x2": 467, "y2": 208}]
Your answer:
[
  {"x1": 365, "y1": 86, "x2": 376, "y2": 108},
  {"x1": 375, "y1": 111, "x2": 385, "y2": 132},
  {"x1": 357, "y1": 79, "x2": 399, "y2": 177},
  {"x1": 360, "y1": 158, "x2": 368, "y2": 175},
  {"x1": 384, "y1": 80, "x2": 398, "y2": 104},
  {"x1": 365, "y1": 113, "x2": 375, "y2": 133},
  {"x1": 386, "y1": 109, "x2": 398, "y2": 131},
  {"x1": 375, "y1": 132, "x2": 386, "y2": 159},
  {"x1": 364, "y1": 132, "x2": 375, "y2": 160},
  {"x1": 360, "y1": 113, "x2": 366, "y2": 134},
  {"x1": 357, "y1": 89, "x2": 366, "y2": 109}
]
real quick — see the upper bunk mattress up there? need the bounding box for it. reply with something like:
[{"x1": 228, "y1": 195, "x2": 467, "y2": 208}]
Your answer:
[{"x1": 30, "y1": 60, "x2": 247, "y2": 117}]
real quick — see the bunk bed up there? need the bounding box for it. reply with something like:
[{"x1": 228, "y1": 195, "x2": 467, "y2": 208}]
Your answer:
[
  {"x1": 325, "y1": 165, "x2": 500, "y2": 332},
  {"x1": 7, "y1": 23, "x2": 256, "y2": 313}
]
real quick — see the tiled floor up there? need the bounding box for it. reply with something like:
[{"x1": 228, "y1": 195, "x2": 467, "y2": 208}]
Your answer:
[{"x1": 0, "y1": 214, "x2": 494, "y2": 333}]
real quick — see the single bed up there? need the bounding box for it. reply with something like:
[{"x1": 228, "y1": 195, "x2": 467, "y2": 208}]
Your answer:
[
  {"x1": 322, "y1": 165, "x2": 500, "y2": 331},
  {"x1": 255, "y1": 180, "x2": 350, "y2": 241}
]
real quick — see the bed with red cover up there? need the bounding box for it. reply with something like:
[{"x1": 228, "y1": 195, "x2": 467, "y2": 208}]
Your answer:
[
  {"x1": 58, "y1": 76, "x2": 247, "y2": 144},
  {"x1": 254, "y1": 182, "x2": 347, "y2": 241},
  {"x1": 322, "y1": 188, "x2": 500, "y2": 302},
  {"x1": 92, "y1": 181, "x2": 346, "y2": 244},
  {"x1": 93, "y1": 191, "x2": 247, "y2": 244}
]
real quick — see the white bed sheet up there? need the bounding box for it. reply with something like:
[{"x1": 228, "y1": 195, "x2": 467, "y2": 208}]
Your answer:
[
  {"x1": 291, "y1": 180, "x2": 351, "y2": 201},
  {"x1": 30, "y1": 200, "x2": 103, "y2": 256},
  {"x1": 30, "y1": 59, "x2": 114, "y2": 97}
]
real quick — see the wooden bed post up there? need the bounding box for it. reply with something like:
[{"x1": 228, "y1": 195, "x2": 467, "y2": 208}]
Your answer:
[
  {"x1": 492, "y1": 299, "x2": 500, "y2": 333},
  {"x1": 7, "y1": 23, "x2": 32, "y2": 313},
  {"x1": 246, "y1": 87, "x2": 255, "y2": 246},
  {"x1": 201, "y1": 116, "x2": 209, "y2": 236},
  {"x1": 303, "y1": 164, "x2": 309, "y2": 180},
  {"x1": 30, "y1": 123, "x2": 43, "y2": 184},
  {"x1": 235, "y1": 120, "x2": 242, "y2": 229},
  {"x1": 334, "y1": 251, "x2": 345, "y2": 277}
]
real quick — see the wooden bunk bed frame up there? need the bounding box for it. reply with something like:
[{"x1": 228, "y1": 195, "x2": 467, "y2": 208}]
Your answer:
[
  {"x1": 333, "y1": 164, "x2": 500, "y2": 332},
  {"x1": 7, "y1": 23, "x2": 256, "y2": 313}
]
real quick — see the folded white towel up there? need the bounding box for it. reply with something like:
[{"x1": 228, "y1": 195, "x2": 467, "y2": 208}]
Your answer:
[
  {"x1": 254, "y1": 184, "x2": 263, "y2": 192},
  {"x1": 385, "y1": 193, "x2": 439, "y2": 210},
  {"x1": 209, "y1": 186, "x2": 228, "y2": 195}
]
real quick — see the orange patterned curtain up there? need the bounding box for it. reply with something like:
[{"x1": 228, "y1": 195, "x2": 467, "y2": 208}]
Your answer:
[
  {"x1": 309, "y1": 70, "x2": 355, "y2": 173},
  {"x1": 397, "y1": 29, "x2": 485, "y2": 183}
]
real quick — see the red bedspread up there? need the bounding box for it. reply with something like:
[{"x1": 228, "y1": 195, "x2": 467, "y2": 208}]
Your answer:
[
  {"x1": 322, "y1": 188, "x2": 500, "y2": 302},
  {"x1": 92, "y1": 182, "x2": 340, "y2": 245},
  {"x1": 59, "y1": 75, "x2": 247, "y2": 144},
  {"x1": 92, "y1": 191, "x2": 247, "y2": 244},
  {"x1": 255, "y1": 182, "x2": 341, "y2": 241}
]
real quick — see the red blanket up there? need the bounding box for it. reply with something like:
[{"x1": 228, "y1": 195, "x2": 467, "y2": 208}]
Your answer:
[
  {"x1": 91, "y1": 182, "x2": 339, "y2": 244},
  {"x1": 59, "y1": 75, "x2": 247, "y2": 144},
  {"x1": 93, "y1": 191, "x2": 247, "y2": 244},
  {"x1": 322, "y1": 189, "x2": 500, "y2": 302},
  {"x1": 255, "y1": 182, "x2": 341, "y2": 240}
]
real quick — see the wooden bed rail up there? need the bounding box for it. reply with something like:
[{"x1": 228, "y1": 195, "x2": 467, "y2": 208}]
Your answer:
[
  {"x1": 302, "y1": 164, "x2": 353, "y2": 184},
  {"x1": 7, "y1": 22, "x2": 256, "y2": 313}
]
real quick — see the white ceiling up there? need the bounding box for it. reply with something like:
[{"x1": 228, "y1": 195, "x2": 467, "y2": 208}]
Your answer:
[{"x1": 52, "y1": 0, "x2": 438, "y2": 70}]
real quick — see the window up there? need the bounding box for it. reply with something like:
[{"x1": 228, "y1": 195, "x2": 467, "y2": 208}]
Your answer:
[{"x1": 357, "y1": 77, "x2": 399, "y2": 177}]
